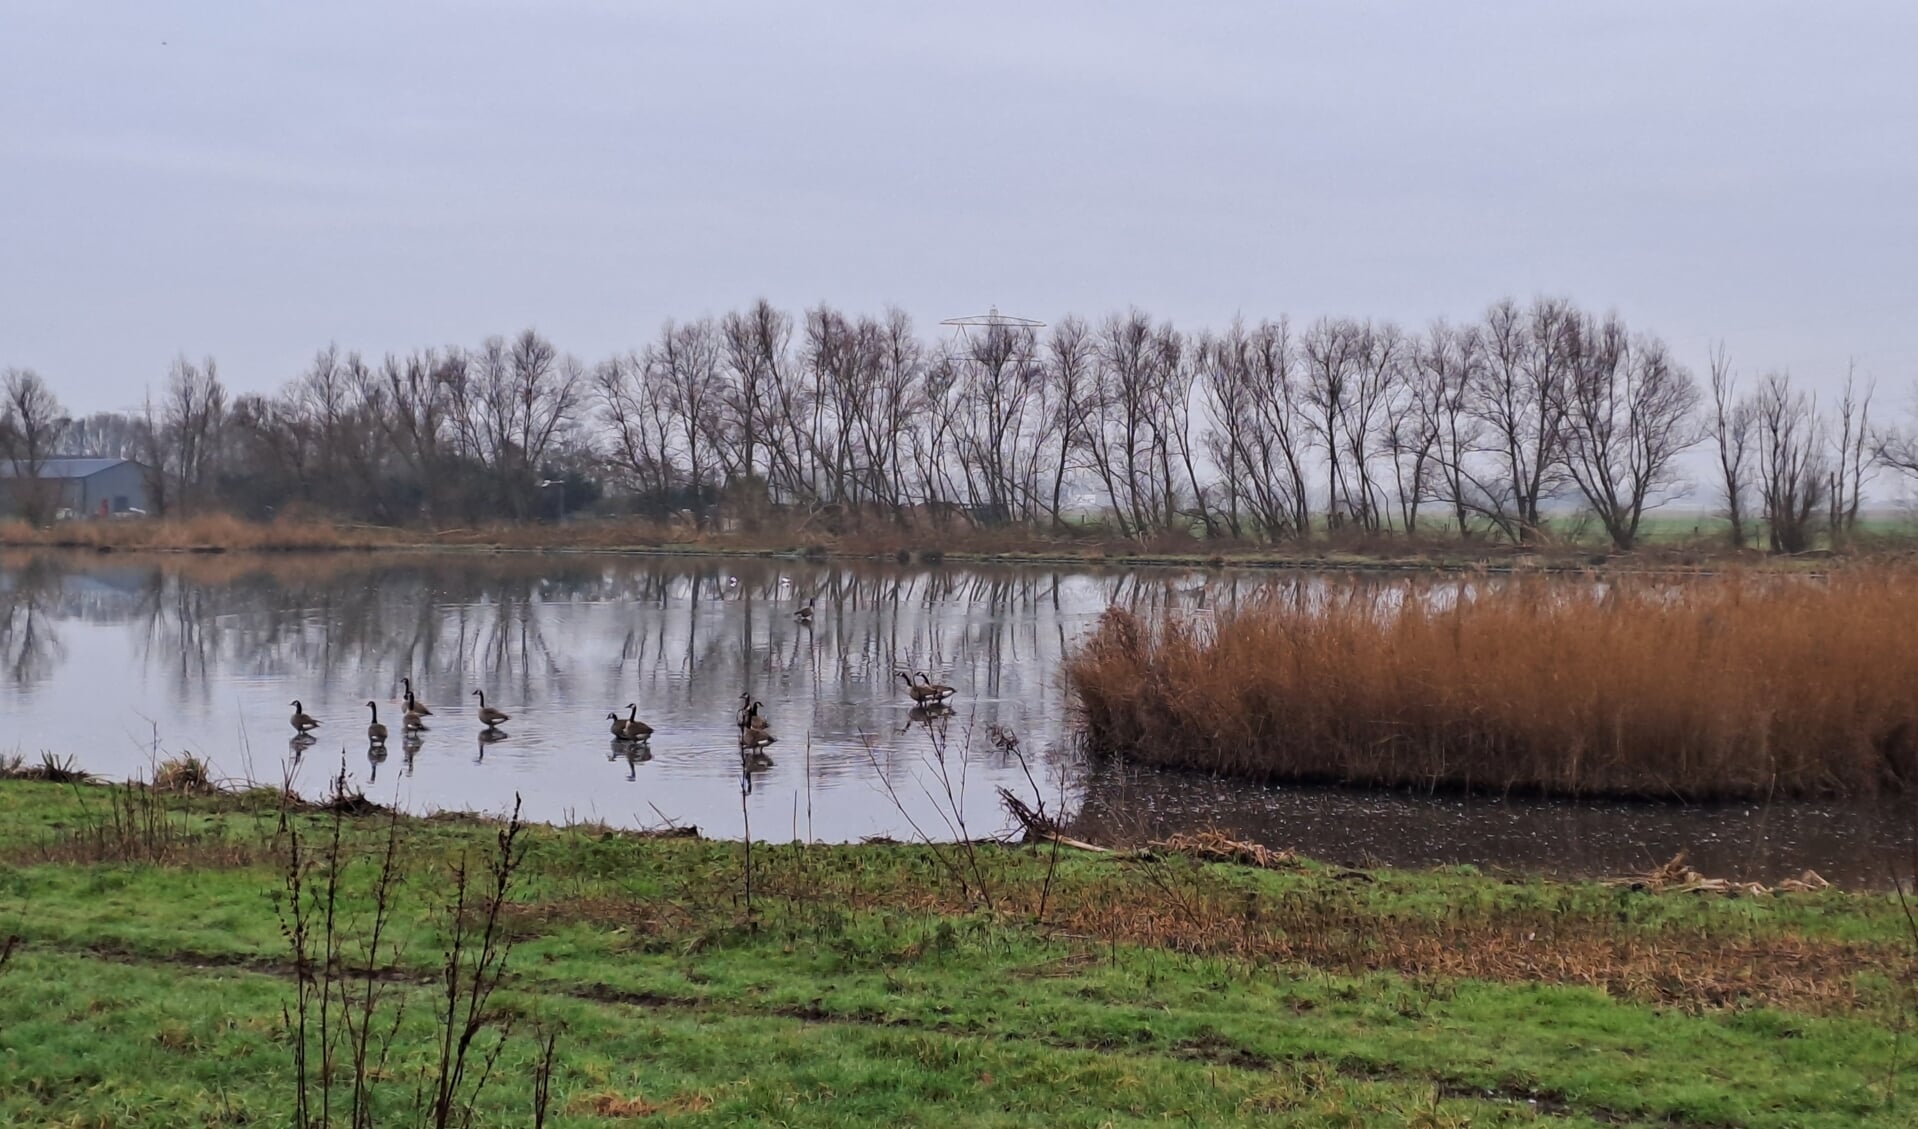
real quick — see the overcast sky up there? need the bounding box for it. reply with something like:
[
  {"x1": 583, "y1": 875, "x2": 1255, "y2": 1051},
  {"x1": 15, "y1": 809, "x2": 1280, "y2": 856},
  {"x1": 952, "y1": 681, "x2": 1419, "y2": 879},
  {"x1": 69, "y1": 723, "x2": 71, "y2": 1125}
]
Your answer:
[{"x1": 3, "y1": 1, "x2": 1916, "y2": 415}]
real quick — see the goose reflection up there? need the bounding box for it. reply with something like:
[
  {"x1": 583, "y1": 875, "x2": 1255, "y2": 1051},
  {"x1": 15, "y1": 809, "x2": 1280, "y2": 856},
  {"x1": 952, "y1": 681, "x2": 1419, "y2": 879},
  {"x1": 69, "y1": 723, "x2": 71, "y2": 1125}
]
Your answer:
[
  {"x1": 475, "y1": 727, "x2": 508, "y2": 763},
  {"x1": 901, "y1": 703, "x2": 954, "y2": 736},
  {"x1": 606, "y1": 742, "x2": 653, "y2": 780}
]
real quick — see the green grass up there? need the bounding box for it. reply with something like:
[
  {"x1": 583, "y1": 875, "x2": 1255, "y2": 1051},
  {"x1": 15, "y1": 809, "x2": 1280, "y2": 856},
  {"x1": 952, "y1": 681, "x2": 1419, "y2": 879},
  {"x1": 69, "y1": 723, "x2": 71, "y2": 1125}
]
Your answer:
[{"x1": 0, "y1": 778, "x2": 1914, "y2": 1126}]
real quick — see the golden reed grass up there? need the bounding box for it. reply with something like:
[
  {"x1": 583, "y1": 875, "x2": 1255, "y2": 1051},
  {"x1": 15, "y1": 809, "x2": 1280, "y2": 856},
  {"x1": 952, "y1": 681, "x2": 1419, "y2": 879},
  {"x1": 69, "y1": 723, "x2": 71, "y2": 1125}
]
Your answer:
[
  {"x1": 1066, "y1": 571, "x2": 1918, "y2": 800},
  {"x1": 0, "y1": 514, "x2": 401, "y2": 551}
]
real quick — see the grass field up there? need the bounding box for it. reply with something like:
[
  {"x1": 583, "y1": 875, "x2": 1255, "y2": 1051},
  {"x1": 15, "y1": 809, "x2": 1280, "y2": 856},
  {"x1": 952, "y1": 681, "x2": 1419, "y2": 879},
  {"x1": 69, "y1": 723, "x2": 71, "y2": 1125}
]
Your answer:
[{"x1": 0, "y1": 777, "x2": 1915, "y2": 1126}]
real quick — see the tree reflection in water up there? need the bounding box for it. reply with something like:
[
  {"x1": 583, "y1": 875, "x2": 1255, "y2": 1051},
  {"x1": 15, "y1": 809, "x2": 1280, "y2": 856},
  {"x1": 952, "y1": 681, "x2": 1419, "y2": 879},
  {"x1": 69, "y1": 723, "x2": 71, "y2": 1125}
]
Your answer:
[{"x1": 0, "y1": 550, "x2": 1907, "y2": 885}]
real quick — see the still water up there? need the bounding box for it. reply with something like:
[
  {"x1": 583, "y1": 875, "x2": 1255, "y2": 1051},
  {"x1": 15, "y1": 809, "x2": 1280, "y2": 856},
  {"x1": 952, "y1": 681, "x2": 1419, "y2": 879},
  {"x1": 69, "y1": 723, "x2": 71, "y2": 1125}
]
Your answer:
[{"x1": 0, "y1": 551, "x2": 1908, "y2": 885}]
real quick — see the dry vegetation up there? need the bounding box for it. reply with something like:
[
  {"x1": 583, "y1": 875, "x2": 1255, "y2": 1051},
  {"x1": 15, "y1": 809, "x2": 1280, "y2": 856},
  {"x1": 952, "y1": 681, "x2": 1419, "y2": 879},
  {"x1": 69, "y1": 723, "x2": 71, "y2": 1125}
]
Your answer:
[
  {"x1": 1068, "y1": 569, "x2": 1918, "y2": 800},
  {"x1": 0, "y1": 513, "x2": 404, "y2": 552},
  {"x1": 0, "y1": 509, "x2": 1870, "y2": 571}
]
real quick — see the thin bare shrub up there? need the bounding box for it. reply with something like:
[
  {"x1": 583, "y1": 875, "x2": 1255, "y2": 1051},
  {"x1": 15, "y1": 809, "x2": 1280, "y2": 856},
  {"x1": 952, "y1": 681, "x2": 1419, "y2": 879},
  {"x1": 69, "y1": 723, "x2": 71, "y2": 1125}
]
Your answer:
[
  {"x1": 1067, "y1": 570, "x2": 1918, "y2": 800},
  {"x1": 276, "y1": 781, "x2": 551, "y2": 1127}
]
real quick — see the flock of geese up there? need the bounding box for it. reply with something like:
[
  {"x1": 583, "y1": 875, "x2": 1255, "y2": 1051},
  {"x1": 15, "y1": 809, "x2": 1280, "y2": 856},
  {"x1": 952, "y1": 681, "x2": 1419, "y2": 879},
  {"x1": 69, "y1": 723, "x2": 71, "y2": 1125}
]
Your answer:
[{"x1": 286, "y1": 601, "x2": 961, "y2": 770}]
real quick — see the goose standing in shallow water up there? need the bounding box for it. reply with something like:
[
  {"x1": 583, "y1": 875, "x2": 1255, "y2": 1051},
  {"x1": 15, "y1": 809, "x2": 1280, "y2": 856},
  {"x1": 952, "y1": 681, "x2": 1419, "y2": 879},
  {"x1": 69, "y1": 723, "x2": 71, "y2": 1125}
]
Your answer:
[
  {"x1": 471, "y1": 689, "x2": 510, "y2": 729},
  {"x1": 738, "y1": 700, "x2": 775, "y2": 748},
  {"x1": 897, "y1": 672, "x2": 950, "y2": 705},
  {"x1": 364, "y1": 701, "x2": 389, "y2": 745},
  {"x1": 403, "y1": 692, "x2": 429, "y2": 732},
  {"x1": 623, "y1": 704, "x2": 653, "y2": 741},
  {"x1": 606, "y1": 711, "x2": 632, "y2": 740},
  {"x1": 915, "y1": 672, "x2": 957, "y2": 702},
  {"x1": 290, "y1": 700, "x2": 321, "y2": 734},
  {"x1": 794, "y1": 598, "x2": 814, "y2": 625},
  {"x1": 400, "y1": 678, "x2": 432, "y2": 716}
]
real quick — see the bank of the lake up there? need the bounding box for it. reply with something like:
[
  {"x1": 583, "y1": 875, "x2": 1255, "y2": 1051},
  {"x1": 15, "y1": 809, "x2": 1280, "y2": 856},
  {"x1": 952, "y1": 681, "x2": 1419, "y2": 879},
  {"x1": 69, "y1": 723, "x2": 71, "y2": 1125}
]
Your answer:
[
  {"x1": 0, "y1": 778, "x2": 1913, "y2": 1127},
  {"x1": 1, "y1": 512, "x2": 1895, "y2": 575}
]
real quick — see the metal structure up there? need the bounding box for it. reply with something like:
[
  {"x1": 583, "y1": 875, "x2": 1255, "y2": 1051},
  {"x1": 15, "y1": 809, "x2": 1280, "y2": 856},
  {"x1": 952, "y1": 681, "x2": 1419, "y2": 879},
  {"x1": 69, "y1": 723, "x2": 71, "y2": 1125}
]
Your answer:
[{"x1": 938, "y1": 306, "x2": 1046, "y2": 364}]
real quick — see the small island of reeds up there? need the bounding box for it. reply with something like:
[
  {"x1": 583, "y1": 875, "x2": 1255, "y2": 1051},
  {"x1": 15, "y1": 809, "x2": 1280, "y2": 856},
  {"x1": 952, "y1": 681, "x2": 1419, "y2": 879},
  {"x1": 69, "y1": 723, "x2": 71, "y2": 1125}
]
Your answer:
[{"x1": 1066, "y1": 569, "x2": 1918, "y2": 801}]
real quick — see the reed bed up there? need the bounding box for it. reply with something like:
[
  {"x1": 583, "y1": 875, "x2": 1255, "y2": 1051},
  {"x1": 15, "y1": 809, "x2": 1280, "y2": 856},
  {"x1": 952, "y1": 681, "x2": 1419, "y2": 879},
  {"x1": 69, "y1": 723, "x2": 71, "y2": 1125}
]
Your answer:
[
  {"x1": 0, "y1": 513, "x2": 402, "y2": 551},
  {"x1": 1066, "y1": 570, "x2": 1918, "y2": 800}
]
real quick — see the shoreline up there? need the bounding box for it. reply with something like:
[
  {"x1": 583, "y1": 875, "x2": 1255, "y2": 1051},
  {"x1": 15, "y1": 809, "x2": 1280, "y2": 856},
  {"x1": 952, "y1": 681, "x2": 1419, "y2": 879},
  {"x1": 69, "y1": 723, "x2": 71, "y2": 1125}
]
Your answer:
[{"x1": 0, "y1": 525, "x2": 1871, "y2": 577}]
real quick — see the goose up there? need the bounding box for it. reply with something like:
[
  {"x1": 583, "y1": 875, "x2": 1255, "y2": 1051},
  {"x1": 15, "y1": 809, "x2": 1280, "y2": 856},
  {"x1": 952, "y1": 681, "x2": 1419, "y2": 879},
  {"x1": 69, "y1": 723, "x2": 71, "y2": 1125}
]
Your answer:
[
  {"x1": 290, "y1": 700, "x2": 321, "y2": 734},
  {"x1": 623, "y1": 703, "x2": 654, "y2": 741},
  {"x1": 738, "y1": 700, "x2": 775, "y2": 747},
  {"x1": 364, "y1": 701, "x2": 388, "y2": 744},
  {"x1": 471, "y1": 689, "x2": 510, "y2": 729},
  {"x1": 399, "y1": 678, "x2": 433, "y2": 716},
  {"x1": 897, "y1": 672, "x2": 948, "y2": 705},
  {"x1": 794, "y1": 598, "x2": 814, "y2": 625},
  {"x1": 403, "y1": 693, "x2": 429, "y2": 731},
  {"x1": 606, "y1": 711, "x2": 633, "y2": 740},
  {"x1": 915, "y1": 672, "x2": 958, "y2": 702}
]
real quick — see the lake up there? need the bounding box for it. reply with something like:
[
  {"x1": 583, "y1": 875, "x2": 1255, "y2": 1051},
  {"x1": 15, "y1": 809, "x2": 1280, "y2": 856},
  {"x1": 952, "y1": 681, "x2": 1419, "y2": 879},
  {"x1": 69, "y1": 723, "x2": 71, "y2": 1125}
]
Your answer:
[{"x1": 0, "y1": 550, "x2": 1908, "y2": 885}]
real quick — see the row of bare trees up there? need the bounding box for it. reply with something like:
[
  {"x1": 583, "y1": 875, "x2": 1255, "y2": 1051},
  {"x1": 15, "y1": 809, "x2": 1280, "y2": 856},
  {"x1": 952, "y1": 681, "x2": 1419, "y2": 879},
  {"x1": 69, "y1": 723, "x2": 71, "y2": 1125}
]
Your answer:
[{"x1": 4, "y1": 297, "x2": 1913, "y2": 549}]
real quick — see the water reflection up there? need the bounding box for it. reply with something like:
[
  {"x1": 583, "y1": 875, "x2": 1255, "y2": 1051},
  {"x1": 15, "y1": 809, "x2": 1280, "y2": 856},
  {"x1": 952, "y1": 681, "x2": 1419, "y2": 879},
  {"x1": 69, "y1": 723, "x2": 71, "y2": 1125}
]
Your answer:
[{"x1": 0, "y1": 550, "x2": 1908, "y2": 883}]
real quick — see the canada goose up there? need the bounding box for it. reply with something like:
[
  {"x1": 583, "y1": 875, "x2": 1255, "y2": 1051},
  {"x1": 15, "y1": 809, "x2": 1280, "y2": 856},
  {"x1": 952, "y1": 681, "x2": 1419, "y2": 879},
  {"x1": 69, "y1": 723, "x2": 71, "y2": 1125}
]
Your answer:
[
  {"x1": 794, "y1": 598, "x2": 814, "y2": 624},
  {"x1": 738, "y1": 700, "x2": 775, "y2": 747},
  {"x1": 606, "y1": 711, "x2": 632, "y2": 740},
  {"x1": 736, "y1": 692, "x2": 756, "y2": 729},
  {"x1": 290, "y1": 700, "x2": 321, "y2": 734},
  {"x1": 915, "y1": 672, "x2": 957, "y2": 701},
  {"x1": 399, "y1": 678, "x2": 432, "y2": 716},
  {"x1": 365, "y1": 701, "x2": 388, "y2": 744},
  {"x1": 897, "y1": 672, "x2": 948, "y2": 705},
  {"x1": 623, "y1": 704, "x2": 653, "y2": 741},
  {"x1": 471, "y1": 689, "x2": 510, "y2": 729},
  {"x1": 403, "y1": 696, "x2": 429, "y2": 732}
]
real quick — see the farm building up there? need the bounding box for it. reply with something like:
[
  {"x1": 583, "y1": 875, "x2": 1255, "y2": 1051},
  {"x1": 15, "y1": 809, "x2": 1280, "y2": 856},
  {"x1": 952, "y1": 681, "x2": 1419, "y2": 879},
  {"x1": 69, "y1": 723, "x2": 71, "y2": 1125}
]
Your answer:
[{"x1": 0, "y1": 457, "x2": 152, "y2": 518}]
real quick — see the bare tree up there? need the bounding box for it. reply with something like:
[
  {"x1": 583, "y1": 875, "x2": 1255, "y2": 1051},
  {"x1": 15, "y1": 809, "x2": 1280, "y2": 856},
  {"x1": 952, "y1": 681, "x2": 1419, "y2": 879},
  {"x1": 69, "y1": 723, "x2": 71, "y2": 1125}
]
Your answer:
[
  {"x1": 1752, "y1": 372, "x2": 1827, "y2": 553},
  {"x1": 1825, "y1": 363, "x2": 1875, "y2": 544},
  {"x1": 0, "y1": 368, "x2": 69, "y2": 523},
  {"x1": 161, "y1": 355, "x2": 229, "y2": 514},
  {"x1": 648, "y1": 319, "x2": 728, "y2": 524},
  {"x1": 1043, "y1": 318, "x2": 1098, "y2": 530},
  {"x1": 1410, "y1": 321, "x2": 1485, "y2": 537},
  {"x1": 1199, "y1": 318, "x2": 1312, "y2": 540},
  {"x1": 1301, "y1": 317, "x2": 1362, "y2": 530},
  {"x1": 1554, "y1": 318, "x2": 1702, "y2": 550},
  {"x1": 1707, "y1": 344, "x2": 1755, "y2": 548},
  {"x1": 1469, "y1": 298, "x2": 1575, "y2": 542}
]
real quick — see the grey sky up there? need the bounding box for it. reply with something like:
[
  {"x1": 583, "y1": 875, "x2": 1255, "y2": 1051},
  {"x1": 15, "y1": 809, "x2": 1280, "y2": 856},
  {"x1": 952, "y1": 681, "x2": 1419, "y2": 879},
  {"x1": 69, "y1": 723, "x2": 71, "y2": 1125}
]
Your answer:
[{"x1": 4, "y1": 1, "x2": 1916, "y2": 415}]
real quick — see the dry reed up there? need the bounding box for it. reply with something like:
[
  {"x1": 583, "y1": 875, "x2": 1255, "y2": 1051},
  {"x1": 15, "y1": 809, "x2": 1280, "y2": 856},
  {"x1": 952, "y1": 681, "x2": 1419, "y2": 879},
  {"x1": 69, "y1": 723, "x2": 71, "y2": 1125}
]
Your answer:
[
  {"x1": 1066, "y1": 570, "x2": 1918, "y2": 800},
  {"x1": 0, "y1": 514, "x2": 402, "y2": 552}
]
